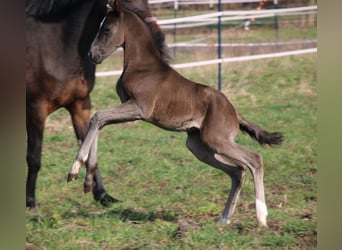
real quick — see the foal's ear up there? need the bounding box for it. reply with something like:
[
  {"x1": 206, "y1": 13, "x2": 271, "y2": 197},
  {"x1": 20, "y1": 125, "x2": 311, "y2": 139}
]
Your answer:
[
  {"x1": 106, "y1": 0, "x2": 121, "y2": 12},
  {"x1": 113, "y1": 0, "x2": 122, "y2": 11},
  {"x1": 106, "y1": 3, "x2": 113, "y2": 13}
]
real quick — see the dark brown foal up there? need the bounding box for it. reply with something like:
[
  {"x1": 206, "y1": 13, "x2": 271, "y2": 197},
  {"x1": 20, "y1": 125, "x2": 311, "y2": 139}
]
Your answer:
[{"x1": 68, "y1": 1, "x2": 283, "y2": 226}]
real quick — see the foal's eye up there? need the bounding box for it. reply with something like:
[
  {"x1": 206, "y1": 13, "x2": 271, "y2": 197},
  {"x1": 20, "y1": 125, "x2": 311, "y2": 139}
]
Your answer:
[{"x1": 103, "y1": 27, "x2": 110, "y2": 35}]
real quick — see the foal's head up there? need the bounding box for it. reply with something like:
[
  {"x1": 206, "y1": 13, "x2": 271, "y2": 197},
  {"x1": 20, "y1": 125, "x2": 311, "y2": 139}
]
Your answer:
[
  {"x1": 89, "y1": 0, "x2": 170, "y2": 64},
  {"x1": 89, "y1": 8, "x2": 124, "y2": 64}
]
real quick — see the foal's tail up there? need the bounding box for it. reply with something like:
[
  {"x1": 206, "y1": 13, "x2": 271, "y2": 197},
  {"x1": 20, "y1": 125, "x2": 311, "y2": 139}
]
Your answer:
[{"x1": 237, "y1": 113, "x2": 284, "y2": 147}]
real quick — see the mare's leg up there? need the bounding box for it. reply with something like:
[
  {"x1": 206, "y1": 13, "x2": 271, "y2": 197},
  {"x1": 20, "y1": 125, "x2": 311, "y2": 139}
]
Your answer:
[
  {"x1": 186, "y1": 130, "x2": 245, "y2": 225},
  {"x1": 67, "y1": 100, "x2": 143, "y2": 190},
  {"x1": 26, "y1": 102, "x2": 48, "y2": 209},
  {"x1": 67, "y1": 99, "x2": 119, "y2": 205}
]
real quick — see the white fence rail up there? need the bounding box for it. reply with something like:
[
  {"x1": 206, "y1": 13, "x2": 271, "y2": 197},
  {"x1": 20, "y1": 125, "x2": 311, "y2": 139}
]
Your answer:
[
  {"x1": 95, "y1": 48, "x2": 317, "y2": 77},
  {"x1": 149, "y1": 0, "x2": 271, "y2": 5},
  {"x1": 156, "y1": 5, "x2": 316, "y2": 28},
  {"x1": 168, "y1": 39, "x2": 317, "y2": 48}
]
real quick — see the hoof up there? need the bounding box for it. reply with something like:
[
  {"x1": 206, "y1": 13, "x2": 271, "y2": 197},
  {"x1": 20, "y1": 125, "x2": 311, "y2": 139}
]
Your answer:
[
  {"x1": 83, "y1": 181, "x2": 95, "y2": 194},
  {"x1": 67, "y1": 161, "x2": 82, "y2": 182},
  {"x1": 67, "y1": 173, "x2": 79, "y2": 182},
  {"x1": 26, "y1": 198, "x2": 36, "y2": 211},
  {"x1": 258, "y1": 221, "x2": 268, "y2": 228},
  {"x1": 216, "y1": 216, "x2": 231, "y2": 225},
  {"x1": 98, "y1": 194, "x2": 121, "y2": 207}
]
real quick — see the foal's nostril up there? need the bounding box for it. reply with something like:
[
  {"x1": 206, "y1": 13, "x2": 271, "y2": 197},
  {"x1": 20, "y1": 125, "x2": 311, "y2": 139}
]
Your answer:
[
  {"x1": 88, "y1": 51, "x2": 97, "y2": 64},
  {"x1": 88, "y1": 51, "x2": 102, "y2": 64}
]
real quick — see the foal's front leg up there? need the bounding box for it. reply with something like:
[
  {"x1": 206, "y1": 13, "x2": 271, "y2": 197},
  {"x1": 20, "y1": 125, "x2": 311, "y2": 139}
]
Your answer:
[
  {"x1": 83, "y1": 136, "x2": 99, "y2": 193},
  {"x1": 67, "y1": 101, "x2": 143, "y2": 189},
  {"x1": 67, "y1": 125, "x2": 99, "y2": 182}
]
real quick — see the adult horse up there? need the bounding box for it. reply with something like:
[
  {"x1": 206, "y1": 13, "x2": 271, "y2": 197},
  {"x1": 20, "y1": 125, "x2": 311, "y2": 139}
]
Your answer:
[
  {"x1": 25, "y1": 0, "x2": 158, "y2": 209},
  {"x1": 68, "y1": 1, "x2": 283, "y2": 227}
]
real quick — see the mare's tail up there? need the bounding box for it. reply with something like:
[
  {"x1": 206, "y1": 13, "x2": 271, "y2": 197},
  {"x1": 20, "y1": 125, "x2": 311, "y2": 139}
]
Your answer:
[{"x1": 237, "y1": 113, "x2": 283, "y2": 147}]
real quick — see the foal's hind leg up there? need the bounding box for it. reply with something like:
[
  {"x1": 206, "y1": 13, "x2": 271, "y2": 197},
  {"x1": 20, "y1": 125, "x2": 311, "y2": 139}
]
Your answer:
[
  {"x1": 209, "y1": 141, "x2": 268, "y2": 227},
  {"x1": 224, "y1": 144, "x2": 268, "y2": 227},
  {"x1": 198, "y1": 98, "x2": 268, "y2": 226},
  {"x1": 186, "y1": 131, "x2": 246, "y2": 225}
]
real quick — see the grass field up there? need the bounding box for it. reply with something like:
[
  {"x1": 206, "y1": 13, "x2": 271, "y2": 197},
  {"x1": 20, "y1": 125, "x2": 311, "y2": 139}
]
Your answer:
[{"x1": 26, "y1": 23, "x2": 316, "y2": 249}]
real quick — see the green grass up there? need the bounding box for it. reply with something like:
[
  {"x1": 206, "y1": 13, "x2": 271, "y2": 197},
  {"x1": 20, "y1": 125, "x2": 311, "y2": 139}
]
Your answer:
[
  {"x1": 166, "y1": 25, "x2": 316, "y2": 43},
  {"x1": 26, "y1": 41, "x2": 316, "y2": 249}
]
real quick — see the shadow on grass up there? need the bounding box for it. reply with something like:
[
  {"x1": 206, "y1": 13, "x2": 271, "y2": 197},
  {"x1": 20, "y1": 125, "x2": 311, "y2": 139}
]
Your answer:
[
  {"x1": 26, "y1": 197, "x2": 178, "y2": 229},
  {"x1": 110, "y1": 208, "x2": 178, "y2": 223},
  {"x1": 59, "y1": 199, "x2": 179, "y2": 223}
]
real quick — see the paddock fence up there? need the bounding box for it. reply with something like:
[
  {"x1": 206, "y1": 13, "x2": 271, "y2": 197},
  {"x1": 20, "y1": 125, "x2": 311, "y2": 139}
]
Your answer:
[{"x1": 96, "y1": 2, "x2": 317, "y2": 89}]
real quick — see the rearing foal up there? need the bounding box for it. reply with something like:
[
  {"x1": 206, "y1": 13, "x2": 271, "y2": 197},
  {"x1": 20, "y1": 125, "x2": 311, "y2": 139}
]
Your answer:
[{"x1": 68, "y1": 2, "x2": 283, "y2": 227}]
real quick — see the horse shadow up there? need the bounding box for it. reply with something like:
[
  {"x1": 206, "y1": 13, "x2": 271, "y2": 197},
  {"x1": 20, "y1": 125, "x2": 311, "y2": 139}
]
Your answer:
[
  {"x1": 27, "y1": 201, "x2": 178, "y2": 229},
  {"x1": 59, "y1": 198, "x2": 179, "y2": 223}
]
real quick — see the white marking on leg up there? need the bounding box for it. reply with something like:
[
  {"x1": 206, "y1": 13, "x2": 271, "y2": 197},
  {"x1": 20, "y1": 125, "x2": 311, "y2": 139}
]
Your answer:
[
  {"x1": 70, "y1": 160, "x2": 82, "y2": 176},
  {"x1": 82, "y1": 152, "x2": 89, "y2": 163},
  {"x1": 256, "y1": 198, "x2": 268, "y2": 227}
]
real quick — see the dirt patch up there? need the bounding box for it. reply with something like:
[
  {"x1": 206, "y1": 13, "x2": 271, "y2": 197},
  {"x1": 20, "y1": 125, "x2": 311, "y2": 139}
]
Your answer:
[
  {"x1": 298, "y1": 79, "x2": 315, "y2": 97},
  {"x1": 26, "y1": 242, "x2": 39, "y2": 250},
  {"x1": 172, "y1": 218, "x2": 201, "y2": 239}
]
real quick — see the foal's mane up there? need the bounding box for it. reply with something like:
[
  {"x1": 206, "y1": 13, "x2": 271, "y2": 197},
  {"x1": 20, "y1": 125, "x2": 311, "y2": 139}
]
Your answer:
[{"x1": 122, "y1": 3, "x2": 171, "y2": 62}]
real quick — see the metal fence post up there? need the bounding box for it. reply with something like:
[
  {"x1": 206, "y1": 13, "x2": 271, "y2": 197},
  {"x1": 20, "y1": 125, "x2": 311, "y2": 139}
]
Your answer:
[
  {"x1": 217, "y1": 0, "x2": 222, "y2": 90},
  {"x1": 173, "y1": 0, "x2": 178, "y2": 58},
  {"x1": 274, "y1": 0, "x2": 279, "y2": 40}
]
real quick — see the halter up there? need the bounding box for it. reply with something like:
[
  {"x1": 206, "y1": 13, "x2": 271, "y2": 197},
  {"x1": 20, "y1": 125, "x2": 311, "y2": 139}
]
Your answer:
[
  {"x1": 106, "y1": 3, "x2": 113, "y2": 12},
  {"x1": 144, "y1": 16, "x2": 158, "y2": 23}
]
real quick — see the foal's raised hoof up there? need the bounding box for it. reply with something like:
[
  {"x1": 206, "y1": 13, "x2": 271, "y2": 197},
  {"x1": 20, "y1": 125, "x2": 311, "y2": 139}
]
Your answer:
[
  {"x1": 67, "y1": 173, "x2": 79, "y2": 182},
  {"x1": 98, "y1": 194, "x2": 121, "y2": 207}
]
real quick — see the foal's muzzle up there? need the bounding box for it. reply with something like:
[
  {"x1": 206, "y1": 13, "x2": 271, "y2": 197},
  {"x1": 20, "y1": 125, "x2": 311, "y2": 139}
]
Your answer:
[{"x1": 88, "y1": 51, "x2": 102, "y2": 64}]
